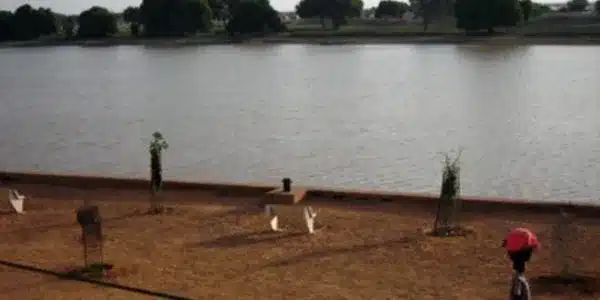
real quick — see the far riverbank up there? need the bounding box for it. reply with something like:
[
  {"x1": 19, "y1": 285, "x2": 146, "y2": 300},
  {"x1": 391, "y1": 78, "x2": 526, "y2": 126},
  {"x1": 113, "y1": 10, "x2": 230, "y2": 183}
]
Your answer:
[{"x1": 3, "y1": 33, "x2": 600, "y2": 48}]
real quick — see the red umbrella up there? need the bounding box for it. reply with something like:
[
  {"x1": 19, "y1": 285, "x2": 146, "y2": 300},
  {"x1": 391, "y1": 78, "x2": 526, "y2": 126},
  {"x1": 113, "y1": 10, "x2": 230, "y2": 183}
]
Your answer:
[{"x1": 503, "y1": 228, "x2": 540, "y2": 253}]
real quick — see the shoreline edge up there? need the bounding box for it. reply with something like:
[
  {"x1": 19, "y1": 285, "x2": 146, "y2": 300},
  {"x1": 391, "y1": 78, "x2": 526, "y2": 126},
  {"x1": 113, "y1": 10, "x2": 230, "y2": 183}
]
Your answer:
[{"x1": 2, "y1": 170, "x2": 599, "y2": 217}]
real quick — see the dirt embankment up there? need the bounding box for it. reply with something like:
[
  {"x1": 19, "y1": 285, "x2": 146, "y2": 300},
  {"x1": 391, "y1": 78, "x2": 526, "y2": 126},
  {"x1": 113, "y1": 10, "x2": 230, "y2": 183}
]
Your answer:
[{"x1": 1, "y1": 180, "x2": 600, "y2": 299}]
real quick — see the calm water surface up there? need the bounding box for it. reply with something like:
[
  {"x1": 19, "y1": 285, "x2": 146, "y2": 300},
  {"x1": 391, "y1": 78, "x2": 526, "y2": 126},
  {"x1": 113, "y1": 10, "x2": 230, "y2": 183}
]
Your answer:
[{"x1": 1, "y1": 44, "x2": 599, "y2": 202}]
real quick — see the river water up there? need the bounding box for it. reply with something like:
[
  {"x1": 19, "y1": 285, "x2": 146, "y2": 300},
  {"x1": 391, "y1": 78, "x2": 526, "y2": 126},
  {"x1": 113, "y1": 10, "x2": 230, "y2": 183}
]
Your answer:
[{"x1": 0, "y1": 44, "x2": 599, "y2": 202}]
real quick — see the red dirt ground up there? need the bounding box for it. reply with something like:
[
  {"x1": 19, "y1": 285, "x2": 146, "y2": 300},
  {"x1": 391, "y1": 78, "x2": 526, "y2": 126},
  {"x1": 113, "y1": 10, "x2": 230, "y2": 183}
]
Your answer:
[{"x1": 1, "y1": 183, "x2": 600, "y2": 300}]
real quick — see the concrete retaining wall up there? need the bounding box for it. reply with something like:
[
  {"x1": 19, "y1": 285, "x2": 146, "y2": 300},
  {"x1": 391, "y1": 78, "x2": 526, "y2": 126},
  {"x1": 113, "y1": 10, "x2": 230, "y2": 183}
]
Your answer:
[
  {"x1": 0, "y1": 171, "x2": 274, "y2": 198},
  {"x1": 308, "y1": 188, "x2": 600, "y2": 217},
  {"x1": 1, "y1": 171, "x2": 599, "y2": 217}
]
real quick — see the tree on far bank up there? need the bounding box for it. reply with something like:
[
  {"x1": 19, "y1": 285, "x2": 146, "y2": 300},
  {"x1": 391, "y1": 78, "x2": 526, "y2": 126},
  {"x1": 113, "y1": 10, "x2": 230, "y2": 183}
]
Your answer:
[
  {"x1": 207, "y1": 0, "x2": 228, "y2": 20},
  {"x1": 419, "y1": 0, "x2": 433, "y2": 31},
  {"x1": 140, "y1": 0, "x2": 212, "y2": 37},
  {"x1": 60, "y1": 16, "x2": 76, "y2": 39},
  {"x1": 34, "y1": 8, "x2": 57, "y2": 36},
  {"x1": 410, "y1": 0, "x2": 453, "y2": 31},
  {"x1": 0, "y1": 11, "x2": 14, "y2": 41},
  {"x1": 595, "y1": 0, "x2": 600, "y2": 13},
  {"x1": 520, "y1": 0, "x2": 532, "y2": 22},
  {"x1": 123, "y1": 6, "x2": 141, "y2": 36},
  {"x1": 349, "y1": 0, "x2": 364, "y2": 17},
  {"x1": 374, "y1": 0, "x2": 409, "y2": 18},
  {"x1": 295, "y1": 0, "x2": 363, "y2": 29},
  {"x1": 123, "y1": 6, "x2": 141, "y2": 23},
  {"x1": 455, "y1": 0, "x2": 522, "y2": 33},
  {"x1": 0, "y1": 5, "x2": 59, "y2": 41},
  {"x1": 226, "y1": 0, "x2": 285, "y2": 36},
  {"x1": 530, "y1": 2, "x2": 551, "y2": 18},
  {"x1": 77, "y1": 6, "x2": 117, "y2": 38},
  {"x1": 567, "y1": 0, "x2": 588, "y2": 11},
  {"x1": 12, "y1": 5, "x2": 39, "y2": 40},
  {"x1": 10, "y1": 4, "x2": 57, "y2": 40}
]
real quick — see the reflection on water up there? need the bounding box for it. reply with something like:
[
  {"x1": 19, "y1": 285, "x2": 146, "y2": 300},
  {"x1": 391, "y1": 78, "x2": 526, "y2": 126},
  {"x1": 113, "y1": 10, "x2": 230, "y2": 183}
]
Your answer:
[{"x1": 0, "y1": 44, "x2": 599, "y2": 203}]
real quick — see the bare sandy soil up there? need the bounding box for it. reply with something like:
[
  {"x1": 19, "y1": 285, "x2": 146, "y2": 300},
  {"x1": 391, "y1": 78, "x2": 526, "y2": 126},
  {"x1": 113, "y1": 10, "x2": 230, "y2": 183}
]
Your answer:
[{"x1": 1, "y1": 184, "x2": 600, "y2": 300}]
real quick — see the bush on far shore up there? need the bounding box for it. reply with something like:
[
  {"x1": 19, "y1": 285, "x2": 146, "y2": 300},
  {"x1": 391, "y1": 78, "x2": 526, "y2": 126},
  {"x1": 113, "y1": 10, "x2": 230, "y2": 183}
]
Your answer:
[
  {"x1": 140, "y1": 0, "x2": 213, "y2": 37},
  {"x1": 0, "y1": 4, "x2": 57, "y2": 41},
  {"x1": 77, "y1": 6, "x2": 117, "y2": 38},
  {"x1": 226, "y1": 0, "x2": 285, "y2": 36}
]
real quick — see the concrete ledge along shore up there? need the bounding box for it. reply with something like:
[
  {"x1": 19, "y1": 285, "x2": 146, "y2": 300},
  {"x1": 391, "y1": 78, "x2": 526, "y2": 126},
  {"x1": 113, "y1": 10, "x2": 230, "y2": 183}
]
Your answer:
[{"x1": 1, "y1": 170, "x2": 599, "y2": 217}]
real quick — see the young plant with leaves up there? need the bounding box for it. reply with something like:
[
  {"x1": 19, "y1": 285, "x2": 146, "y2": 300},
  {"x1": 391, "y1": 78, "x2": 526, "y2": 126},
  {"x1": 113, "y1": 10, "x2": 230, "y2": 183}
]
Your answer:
[
  {"x1": 433, "y1": 150, "x2": 462, "y2": 236},
  {"x1": 149, "y1": 131, "x2": 168, "y2": 213}
]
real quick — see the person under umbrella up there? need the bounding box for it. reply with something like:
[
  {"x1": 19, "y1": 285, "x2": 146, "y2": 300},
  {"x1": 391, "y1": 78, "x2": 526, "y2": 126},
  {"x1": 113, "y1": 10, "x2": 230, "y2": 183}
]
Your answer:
[{"x1": 503, "y1": 227, "x2": 540, "y2": 300}]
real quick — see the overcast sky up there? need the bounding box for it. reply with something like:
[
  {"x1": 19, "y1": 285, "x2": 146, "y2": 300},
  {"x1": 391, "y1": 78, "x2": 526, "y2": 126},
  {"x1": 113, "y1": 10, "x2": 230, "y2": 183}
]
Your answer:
[{"x1": 1, "y1": 0, "x2": 563, "y2": 14}]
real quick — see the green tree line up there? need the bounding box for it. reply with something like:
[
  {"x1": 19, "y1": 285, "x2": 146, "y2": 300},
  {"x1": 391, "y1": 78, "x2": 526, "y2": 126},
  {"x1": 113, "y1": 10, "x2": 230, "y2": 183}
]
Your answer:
[
  {"x1": 0, "y1": 0, "x2": 597, "y2": 41},
  {"x1": 0, "y1": 0, "x2": 285, "y2": 41}
]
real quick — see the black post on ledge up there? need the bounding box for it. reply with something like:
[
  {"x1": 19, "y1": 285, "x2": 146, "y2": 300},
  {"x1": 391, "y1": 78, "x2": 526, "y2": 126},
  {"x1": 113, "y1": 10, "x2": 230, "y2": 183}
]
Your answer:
[{"x1": 282, "y1": 178, "x2": 292, "y2": 192}]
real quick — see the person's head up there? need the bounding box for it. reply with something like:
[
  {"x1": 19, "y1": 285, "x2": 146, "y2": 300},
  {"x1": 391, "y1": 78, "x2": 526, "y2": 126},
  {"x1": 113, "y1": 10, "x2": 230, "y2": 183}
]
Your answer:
[
  {"x1": 503, "y1": 228, "x2": 539, "y2": 273},
  {"x1": 508, "y1": 247, "x2": 534, "y2": 273}
]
